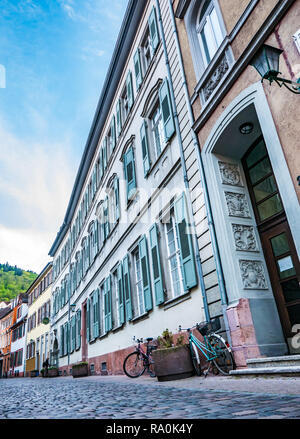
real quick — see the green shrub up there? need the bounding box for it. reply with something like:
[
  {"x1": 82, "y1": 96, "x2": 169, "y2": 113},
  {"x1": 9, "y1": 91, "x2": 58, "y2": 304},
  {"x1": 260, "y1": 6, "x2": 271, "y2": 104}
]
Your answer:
[{"x1": 72, "y1": 362, "x2": 88, "y2": 369}]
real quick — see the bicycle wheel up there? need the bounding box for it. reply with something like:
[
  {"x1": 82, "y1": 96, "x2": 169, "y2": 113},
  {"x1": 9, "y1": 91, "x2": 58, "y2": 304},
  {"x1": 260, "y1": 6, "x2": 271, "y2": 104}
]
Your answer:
[
  {"x1": 123, "y1": 352, "x2": 146, "y2": 378},
  {"x1": 207, "y1": 334, "x2": 235, "y2": 376},
  {"x1": 190, "y1": 342, "x2": 202, "y2": 376}
]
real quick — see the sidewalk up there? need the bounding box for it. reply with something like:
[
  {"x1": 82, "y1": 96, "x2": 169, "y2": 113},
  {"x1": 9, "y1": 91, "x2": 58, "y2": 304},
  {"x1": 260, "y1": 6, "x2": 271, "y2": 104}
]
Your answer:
[{"x1": 76, "y1": 373, "x2": 300, "y2": 396}]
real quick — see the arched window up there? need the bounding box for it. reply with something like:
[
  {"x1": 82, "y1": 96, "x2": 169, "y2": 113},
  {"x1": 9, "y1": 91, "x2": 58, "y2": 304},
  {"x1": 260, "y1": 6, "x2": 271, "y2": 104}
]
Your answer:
[
  {"x1": 185, "y1": 0, "x2": 227, "y2": 80},
  {"x1": 197, "y1": 0, "x2": 223, "y2": 68}
]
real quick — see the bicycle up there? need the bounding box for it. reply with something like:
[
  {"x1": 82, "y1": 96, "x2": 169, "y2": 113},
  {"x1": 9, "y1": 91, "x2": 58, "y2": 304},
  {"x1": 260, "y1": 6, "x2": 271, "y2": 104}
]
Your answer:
[
  {"x1": 123, "y1": 336, "x2": 157, "y2": 378},
  {"x1": 179, "y1": 317, "x2": 235, "y2": 376}
]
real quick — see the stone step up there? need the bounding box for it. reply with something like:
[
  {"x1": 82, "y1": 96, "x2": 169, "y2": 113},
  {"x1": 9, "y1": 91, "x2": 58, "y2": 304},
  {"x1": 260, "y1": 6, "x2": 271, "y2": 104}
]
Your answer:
[
  {"x1": 246, "y1": 355, "x2": 300, "y2": 369},
  {"x1": 230, "y1": 365, "x2": 300, "y2": 378}
]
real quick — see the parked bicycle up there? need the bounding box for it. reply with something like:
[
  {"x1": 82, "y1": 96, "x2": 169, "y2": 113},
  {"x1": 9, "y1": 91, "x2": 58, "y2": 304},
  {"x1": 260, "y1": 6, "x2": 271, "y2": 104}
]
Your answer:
[
  {"x1": 179, "y1": 317, "x2": 235, "y2": 376},
  {"x1": 123, "y1": 336, "x2": 157, "y2": 378}
]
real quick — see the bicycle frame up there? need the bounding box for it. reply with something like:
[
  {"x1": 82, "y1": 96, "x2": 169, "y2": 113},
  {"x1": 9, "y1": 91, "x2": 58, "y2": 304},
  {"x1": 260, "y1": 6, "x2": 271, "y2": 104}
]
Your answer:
[{"x1": 189, "y1": 332, "x2": 218, "y2": 362}]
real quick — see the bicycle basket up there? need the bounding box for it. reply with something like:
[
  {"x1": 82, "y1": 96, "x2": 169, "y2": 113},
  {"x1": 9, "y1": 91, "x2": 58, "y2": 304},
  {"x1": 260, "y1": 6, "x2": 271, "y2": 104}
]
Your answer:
[{"x1": 196, "y1": 323, "x2": 209, "y2": 336}]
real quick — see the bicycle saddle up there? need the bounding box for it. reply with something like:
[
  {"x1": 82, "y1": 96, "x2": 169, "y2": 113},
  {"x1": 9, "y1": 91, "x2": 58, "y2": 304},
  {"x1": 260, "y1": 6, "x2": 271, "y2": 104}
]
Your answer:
[{"x1": 146, "y1": 337, "x2": 153, "y2": 342}]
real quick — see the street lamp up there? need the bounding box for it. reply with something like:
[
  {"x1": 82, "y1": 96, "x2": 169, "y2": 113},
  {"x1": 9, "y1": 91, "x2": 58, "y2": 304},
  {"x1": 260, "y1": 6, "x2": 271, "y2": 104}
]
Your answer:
[{"x1": 250, "y1": 44, "x2": 300, "y2": 94}]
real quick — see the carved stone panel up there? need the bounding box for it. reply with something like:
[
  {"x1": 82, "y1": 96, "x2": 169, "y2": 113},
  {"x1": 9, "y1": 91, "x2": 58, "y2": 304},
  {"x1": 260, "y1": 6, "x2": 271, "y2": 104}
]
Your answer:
[
  {"x1": 202, "y1": 55, "x2": 229, "y2": 102},
  {"x1": 218, "y1": 161, "x2": 243, "y2": 187},
  {"x1": 224, "y1": 192, "x2": 251, "y2": 218},
  {"x1": 232, "y1": 224, "x2": 258, "y2": 252},
  {"x1": 239, "y1": 260, "x2": 268, "y2": 289}
]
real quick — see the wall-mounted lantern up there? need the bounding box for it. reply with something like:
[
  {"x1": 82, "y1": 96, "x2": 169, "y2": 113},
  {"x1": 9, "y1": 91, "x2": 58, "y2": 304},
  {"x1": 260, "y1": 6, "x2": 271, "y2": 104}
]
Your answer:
[
  {"x1": 250, "y1": 44, "x2": 300, "y2": 94},
  {"x1": 70, "y1": 303, "x2": 76, "y2": 313}
]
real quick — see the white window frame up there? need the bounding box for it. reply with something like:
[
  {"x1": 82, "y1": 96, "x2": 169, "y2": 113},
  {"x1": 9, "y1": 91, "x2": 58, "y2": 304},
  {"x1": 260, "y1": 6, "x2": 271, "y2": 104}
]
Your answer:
[
  {"x1": 197, "y1": 1, "x2": 223, "y2": 68},
  {"x1": 133, "y1": 247, "x2": 146, "y2": 317},
  {"x1": 164, "y1": 212, "x2": 185, "y2": 299}
]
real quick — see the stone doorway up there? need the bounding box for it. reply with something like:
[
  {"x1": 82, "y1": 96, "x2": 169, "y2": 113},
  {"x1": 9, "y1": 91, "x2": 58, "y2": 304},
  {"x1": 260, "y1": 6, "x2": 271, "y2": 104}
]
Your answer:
[{"x1": 201, "y1": 83, "x2": 300, "y2": 364}]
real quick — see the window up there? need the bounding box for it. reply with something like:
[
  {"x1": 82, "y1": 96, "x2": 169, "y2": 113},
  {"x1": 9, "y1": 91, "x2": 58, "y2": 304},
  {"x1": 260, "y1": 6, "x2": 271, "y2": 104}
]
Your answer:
[
  {"x1": 164, "y1": 213, "x2": 185, "y2": 298},
  {"x1": 123, "y1": 145, "x2": 137, "y2": 201},
  {"x1": 121, "y1": 71, "x2": 134, "y2": 124},
  {"x1": 141, "y1": 29, "x2": 153, "y2": 74},
  {"x1": 197, "y1": 0, "x2": 224, "y2": 68},
  {"x1": 107, "y1": 175, "x2": 120, "y2": 229},
  {"x1": 133, "y1": 248, "x2": 146, "y2": 317},
  {"x1": 111, "y1": 270, "x2": 121, "y2": 328},
  {"x1": 150, "y1": 102, "x2": 164, "y2": 159},
  {"x1": 99, "y1": 283, "x2": 106, "y2": 336},
  {"x1": 140, "y1": 78, "x2": 175, "y2": 176}
]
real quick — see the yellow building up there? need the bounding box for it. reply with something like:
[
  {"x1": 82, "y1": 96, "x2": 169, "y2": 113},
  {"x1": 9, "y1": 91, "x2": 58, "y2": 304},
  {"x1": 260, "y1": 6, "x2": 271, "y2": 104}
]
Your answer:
[{"x1": 25, "y1": 262, "x2": 53, "y2": 376}]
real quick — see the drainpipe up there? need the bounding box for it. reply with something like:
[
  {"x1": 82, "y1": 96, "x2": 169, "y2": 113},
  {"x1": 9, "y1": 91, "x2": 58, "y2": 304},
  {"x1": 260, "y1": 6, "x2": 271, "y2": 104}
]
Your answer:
[
  {"x1": 155, "y1": 0, "x2": 210, "y2": 323},
  {"x1": 159, "y1": 0, "x2": 232, "y2": 344}
]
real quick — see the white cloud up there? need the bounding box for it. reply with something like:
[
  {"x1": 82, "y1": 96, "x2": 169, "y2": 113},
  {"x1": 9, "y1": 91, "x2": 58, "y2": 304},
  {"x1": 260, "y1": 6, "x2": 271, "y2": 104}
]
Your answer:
[
  {"x1": 0, "y1": 118, "x2": 76, "y2": 273},
  {"x1": 0, "y1": 225, "x2": 52, "y2": 273}
]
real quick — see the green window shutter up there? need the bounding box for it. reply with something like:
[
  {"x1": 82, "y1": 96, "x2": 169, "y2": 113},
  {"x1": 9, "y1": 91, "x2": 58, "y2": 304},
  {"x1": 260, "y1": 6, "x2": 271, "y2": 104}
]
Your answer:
[
  {"x1": 111, "y1": 116, "x2": 116, "y2": 150},
  {"x1": 116, "y1": 99, "x2": 122, "y2": 137},
  {"x1": 159, "y1": 78, "x2": 175, "y2": 141},
  {"x1": 138, "y1": 235, "x2": 153, "y2": 312},
  {"x1": 124, "y1": 146, "x2": 136, "y2": 201},
  {"x1": 174, "y1": 193, "x2": 197, "y2": 291},
  {"x1": 148, "y1": 6, "x2": 159, "y2": 52},
  {"x1": 103, "y1": 195, "x2": 110, "y2": 239},
  {"x1": 103, "y1": 138, "x2": 107, "y2": 170},
  {"x1": 99, "y1": 150, "x2": 103, "y2": 181},
  {"x1": 60, "y1": 325, "x2": 64, "y2": 357},
  {"x1": 76, "y1": 310, "x2": 81, "y2": 350},
  {"x1": 64, "y1": 322, "x2": 68, "y2": 355},
  {"x1": 92, "y1": 289, "x2": 100, "y2": 339},
  {"x1": 117, "y1": 262, "x2": 125, "y2": 325},
  {"x1": 134, "y1": 48, "x2": 143, "y2": 90},
  {"x1": 149, "y1": 223, "x2": 165, "y2": 305},
  {"x1": 104, "y1": 276, "x2": 112, "y2": 332},
  {"x1": 126, "y1": 71, "x2": 134, "y2": 110},
  {"x1": 86, "y1": 297, "x2": 90, "y2": 343},
  {"x1": 122, "y1": 255, "x2": 133, "y2": 321},
  {"x1": 114, "y1": 176, "x2": 120, "y2": 222},
  {"x1": 140, "y1": 120, "x2": 151, "y2": 176},
  {"x1": 71, "y1": 315, "x2": 76, "y2": 352},
  {"x1": 94, "y1": 220, "x2": 99, "y2": 256}
]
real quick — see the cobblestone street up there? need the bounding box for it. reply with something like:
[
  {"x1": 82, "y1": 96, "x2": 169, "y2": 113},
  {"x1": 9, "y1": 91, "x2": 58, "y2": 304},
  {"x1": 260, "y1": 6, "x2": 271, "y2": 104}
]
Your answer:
[{"x1": 0, "y1": 375, "x2": 300, "y2": 419}]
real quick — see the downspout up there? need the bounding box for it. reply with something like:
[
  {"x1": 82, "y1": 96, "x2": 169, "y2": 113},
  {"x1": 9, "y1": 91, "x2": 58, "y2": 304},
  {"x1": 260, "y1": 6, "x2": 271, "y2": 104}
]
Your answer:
[
  {"x1": 164, "y1": 0, "x2": 232, "y2": 345},
  {"x1": 155, "y1": 0, "x2": 210, "y2": 323}
]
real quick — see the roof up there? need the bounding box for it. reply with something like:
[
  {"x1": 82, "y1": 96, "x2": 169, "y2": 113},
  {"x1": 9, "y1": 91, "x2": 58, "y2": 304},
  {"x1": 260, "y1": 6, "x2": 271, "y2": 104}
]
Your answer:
[
  {"x1": 49, "y1": 0, "x2": 147, "y2": 257},
  {"x1": 25, "y1": 261, "x2": 53, "y2": 295},
  {"x1": 0, "y1": 306, "x2": 12, "y2": 320}
]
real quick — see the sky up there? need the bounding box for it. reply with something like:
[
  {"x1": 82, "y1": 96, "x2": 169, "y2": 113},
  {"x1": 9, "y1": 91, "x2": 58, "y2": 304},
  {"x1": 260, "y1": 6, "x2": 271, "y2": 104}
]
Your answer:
[{"x1": 0, "y1": 0, "x2": 128, "y2": 273}]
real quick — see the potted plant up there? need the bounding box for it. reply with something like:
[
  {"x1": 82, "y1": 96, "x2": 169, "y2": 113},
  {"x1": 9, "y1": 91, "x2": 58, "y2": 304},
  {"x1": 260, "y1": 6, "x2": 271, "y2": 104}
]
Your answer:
[
  {"x1": 47, "y1": 367, "x2": 59, "y2": 377},
  {"x1": 40, "y1": 368, "x2": 45, "y2": 377},
  {"x1": 72, "y1": 362, "x2": 88, "y2": 378},
  {"x1": 152, "y1": 329, "x2": 194, "y2": 381}
]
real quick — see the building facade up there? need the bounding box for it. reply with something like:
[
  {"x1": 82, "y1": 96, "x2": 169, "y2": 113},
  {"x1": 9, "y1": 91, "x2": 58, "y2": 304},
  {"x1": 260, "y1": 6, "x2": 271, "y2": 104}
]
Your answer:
[
  {"x1": 171, "y1": 0, "x2": 300, "y2": 366},
  {"x1": 49, "y1": 0, "x2": 211, "y2": 376},
  {"x1": 9, "y1": 294, "x2": 28, "y2": 377},
  {"x1": 0, "y1": 306, "x2": 13, "y2": 378},
  {"x1": 25, "y1": 263, "x2": 52, "y2": 376}
]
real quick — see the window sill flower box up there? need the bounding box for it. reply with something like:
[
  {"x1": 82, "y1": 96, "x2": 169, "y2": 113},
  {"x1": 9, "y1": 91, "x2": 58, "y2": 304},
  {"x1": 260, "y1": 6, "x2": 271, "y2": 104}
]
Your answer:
[{"x1": 72, "y1": 362, "x2": 88, "y2": 378}]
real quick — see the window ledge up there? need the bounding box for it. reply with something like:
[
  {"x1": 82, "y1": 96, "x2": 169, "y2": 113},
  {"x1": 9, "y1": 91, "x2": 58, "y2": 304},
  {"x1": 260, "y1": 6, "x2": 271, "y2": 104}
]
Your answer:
[
  {"x1": 145, "y1": 141, "x2": 171, "y2": 179},
  {"x1": 126, "y1": 189, "x2": 139, "y2": 210},
  {"x1": 112, "y1": 323, "x2": 124, "y2": 333},
  {"x1": 99, "y1": 332, "x2": 109, "y2": 340},
  {"x1": 130, "y1": 312, "x2": 149, "y2": 324},
  {"x1": 163, "y1": 291, "x2": 191, "y2": 310}
]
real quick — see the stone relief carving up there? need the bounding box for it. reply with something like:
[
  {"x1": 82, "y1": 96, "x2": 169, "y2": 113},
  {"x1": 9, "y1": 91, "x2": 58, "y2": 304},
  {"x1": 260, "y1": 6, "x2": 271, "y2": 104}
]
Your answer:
[
  {"x1": 225, "y1": 192, "x2": 251, "y2": 218},
  {"x1": 239, "y1": 260, "x2": 268, "y2": 289},
  {"x1": 232, "y1": 224, "x2": 258, "y2": 252},
  {"x1": 202, "y1": 56, "x2": 229, "y2": 101},
  {"x1": 218, "y1": 161, "x2": 243, "y2": 186}
]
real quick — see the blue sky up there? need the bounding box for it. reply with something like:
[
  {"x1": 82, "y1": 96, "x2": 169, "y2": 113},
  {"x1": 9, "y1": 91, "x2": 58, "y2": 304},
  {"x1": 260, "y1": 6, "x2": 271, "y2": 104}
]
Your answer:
[{"x1": 0, "y1": 0, "x2": 127, "y2": 273}]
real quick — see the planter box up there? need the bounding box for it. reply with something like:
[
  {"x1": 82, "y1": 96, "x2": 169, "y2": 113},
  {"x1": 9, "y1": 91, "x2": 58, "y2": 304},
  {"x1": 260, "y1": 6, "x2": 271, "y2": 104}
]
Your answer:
[
  {"x1": 30, "y1": 370, "x2": 39, "y2": 378},
  {"x1": 152, "y1": 345, "x2": 194, "y2": 381},
  {"x1": 47, "y1": 368, "x2": 58, "y2": 377},
  {"x1": 72, "y1": 364, "x2": 88, "y2": 378}
]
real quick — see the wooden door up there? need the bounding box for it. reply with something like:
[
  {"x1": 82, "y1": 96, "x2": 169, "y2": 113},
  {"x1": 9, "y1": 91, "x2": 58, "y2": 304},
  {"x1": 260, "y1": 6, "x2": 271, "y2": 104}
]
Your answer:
[{"x1": 243, "y1": 136, "x2": 300, "y2": 341}]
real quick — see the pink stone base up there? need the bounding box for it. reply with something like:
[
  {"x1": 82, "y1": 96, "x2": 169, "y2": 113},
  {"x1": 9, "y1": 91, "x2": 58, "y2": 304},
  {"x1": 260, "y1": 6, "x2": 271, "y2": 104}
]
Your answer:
[{"x1": 227, "y1": 299, "x2": 261, "y2": 368}]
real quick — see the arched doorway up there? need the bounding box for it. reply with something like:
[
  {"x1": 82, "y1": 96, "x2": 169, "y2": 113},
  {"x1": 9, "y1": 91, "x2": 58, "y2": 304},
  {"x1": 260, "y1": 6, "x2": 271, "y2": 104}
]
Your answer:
[{"x1": 202, "y1": 82, "x2": 300, "y2": 360}]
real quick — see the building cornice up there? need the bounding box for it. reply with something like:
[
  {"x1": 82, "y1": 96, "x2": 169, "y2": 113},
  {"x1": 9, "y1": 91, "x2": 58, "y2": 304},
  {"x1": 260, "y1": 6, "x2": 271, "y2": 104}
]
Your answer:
[{"x1": 49, "y1": 0, "x2": 147, "y2": 257}]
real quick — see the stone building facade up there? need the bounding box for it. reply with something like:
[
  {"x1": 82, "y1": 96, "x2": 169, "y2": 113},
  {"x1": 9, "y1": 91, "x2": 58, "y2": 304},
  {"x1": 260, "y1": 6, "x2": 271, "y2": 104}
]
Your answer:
[
  {"x1": 49, "y1": 0, "x2": 211, "y2": 376},
  {"x1": 172, "y1": 0, "x2": 300, "y2": 366}
]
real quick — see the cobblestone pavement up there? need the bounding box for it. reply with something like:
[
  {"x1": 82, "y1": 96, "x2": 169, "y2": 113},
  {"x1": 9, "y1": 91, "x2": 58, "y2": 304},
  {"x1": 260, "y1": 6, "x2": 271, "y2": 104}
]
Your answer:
[{"x1": 0, "y1": 376, "x2": 300, "y2": 419}]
